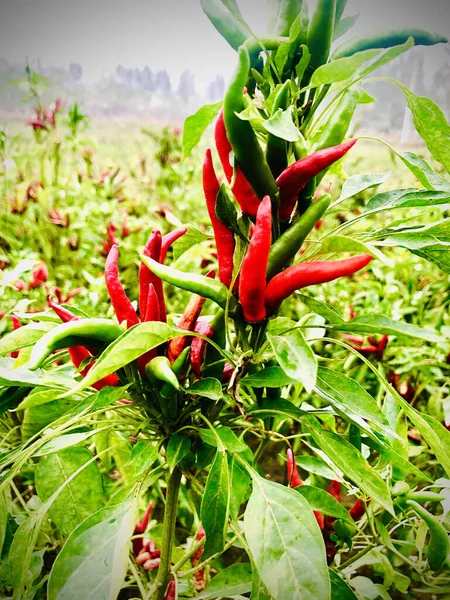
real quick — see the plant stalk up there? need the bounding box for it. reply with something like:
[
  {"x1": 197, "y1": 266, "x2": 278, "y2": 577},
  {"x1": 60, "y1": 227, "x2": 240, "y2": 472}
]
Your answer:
[{"x1": 152, "y1": 467, "x2": 182, "y2": 600}]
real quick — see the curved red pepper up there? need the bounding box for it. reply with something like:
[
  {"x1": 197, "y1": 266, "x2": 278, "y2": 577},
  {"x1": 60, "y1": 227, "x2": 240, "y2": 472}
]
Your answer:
[
  {"x1": 203, "y1": 149, "x2": 236, "y2": 288},
  {"x1": 215, "y1": 109, "x2": 260, "y2": 217},
  {"x1": 265, "y1": 255, "x2": 373, "y2": 312},
  {"x1": 287, "y1": 448, "x2": 324, "y2": 529},
  {"x1": 377, "y1": 334, "x2": 388, "y2": 360},
  {"x1": 9, "y1": 315, "x2": 21, "y2": 358},
  {"x1": 276, "y1": 139, "x2": 357, "y2": 221},
  {"x1": 139, "y1": 230, "x2": 166, "y2": 322},
  {"x1": 328, "y1": 480, "x2": 341, "y2": 503},
  {"x1": 133, "y1": 501, "x2": 153, "y2": 556},
  {"x1": 190, "y1": 321, "x2": 214, "y2": 378},
  {"x1": 239, "y1": 196, "x2": 272, "y2": 322},
  {"x1": 164, "y1": 580, "x2": 176, "y2": 600},
  {"x1": 349, "y1": 498, "x2": 367, "y2": 520},
  {"x1": 137, "y1": 284, "x2": 160, "y2": 374},
  {"x1": 105, "y1": 244, "x2": 139, "y2": 328},
  {"x1": 160, "y1": 227, "x2": 188, "y2": 263}
]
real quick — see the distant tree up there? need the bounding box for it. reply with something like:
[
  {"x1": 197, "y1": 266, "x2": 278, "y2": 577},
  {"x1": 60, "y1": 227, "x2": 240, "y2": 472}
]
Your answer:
[
  {"x1": 69, "y1": 62, "x2": 83, "y2": 82},
  {"x1": 142, "y1": 65, "x2": 154, "y2": 91},
  {"x1": 177, "y1": 70, "x2": 195, "y2": 101},
  {"x1": 206, "y1": 74, "x2": 225, "y2": 102},
  {"x1": 155, "y1": 70, "x2": 171, "y2": 96}
]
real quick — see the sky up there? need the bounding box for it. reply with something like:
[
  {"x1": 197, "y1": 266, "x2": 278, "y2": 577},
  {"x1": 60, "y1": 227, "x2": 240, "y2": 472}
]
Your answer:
[{"x1": 0, "y1": 0, "x2": 449, "y2": 92}]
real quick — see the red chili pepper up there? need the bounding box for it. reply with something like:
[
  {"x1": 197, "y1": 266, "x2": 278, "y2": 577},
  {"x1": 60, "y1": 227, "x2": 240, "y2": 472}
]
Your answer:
[
  {"x1": 222, "y1": 362, "x2": 234, "y2": 383},
  {"x1": 137, "y1": 284, "x2": 160, "y2": 374},
  {"x1": 160, "y1": 227, "x2": 188, "y2": 263},
  {"x1": 377, "y1": 334, "x2": 388, "y2": 360},
  {"x1": 341, "y1": 334, "x2": 364, "y2": 345},
  {"x1": 190, "y1": 322, "x2": 214, "y2": 378},
  {"x1": 105, "y1": 244, "x2": 139, "y2": 328},
  {"x1": 164, "y1": 580, "x2": 176, "y2": 600},
  {"x1": 9, "y1": 315, "x2": 21, "y2": 358},
  {"x1": 143, "y1": 557, "x2": 160, "y2": 571},
  {"x1": 167, "y1": 270, "x2": 214, "y2": 363},
  {"x1": 28, "y1": 261, "x2": 49, "y2": 290},
  {"x1": 133, "y1": 501, "x2": 153, "y2": 556},
  {"x1": 286, "y1": 448, "x2": 324, "y2": 528},
  {"x1": 203, "y1": 149, "x2": 235, "y2": 288},
  {"x1": 265, "y1": 255, "x2": 373, "y2": 312},
  {"x1": 349, "y1": 498, "x2": 367, "y2": 520},
  {"x1": 328, "y1": 480, "x2": 341, "y2": 503},
  {"x1": 48, "y1": 298, "x2": 79, "y2": 323},
  {"x1": 276, "y1": 139, "x2": 357, "y2": 221},
  {"x1": 350, "y1": 344, "x2": 378, "y2": 354},
  {"x1": 215, "y1": 109, "x2": 260, "y2": 217},
  {"x1": 139, "y1": 230, "x2": 167, "y2": 322},
  {"x1": 239, "y1": 196, "x2": 272, "y2": 322}
]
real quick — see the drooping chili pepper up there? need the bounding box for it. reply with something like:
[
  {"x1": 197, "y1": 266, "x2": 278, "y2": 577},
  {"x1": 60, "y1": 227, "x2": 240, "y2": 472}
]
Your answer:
[
  {"x1": 341, "y1": 334, "x2": 364, "y2": 345},
  {"x1": 190, "y1": 321, "x2": 214, "y2": 379},
  {"x1": 266, "y1": 80, "x2": 291, "y2": 179},
  {"x1": 28, "y1": 319, "x2": 123, "y2": 370},
  {"x1": 160, "y1": 346, "x2": 190, "y2": 399},
  {"x1": 160, "y1": 227, "x2": 188, "y2": 263},
  {"x1": 192, "y1": 524, "x2": 206, "y2": 590},
  {"x1": 267, "y1": 195, "x2": 330, "y2": 279},
  {"x1": 239, "y1": 196, "x2": 272, "y2": 322},
  {"x1": 268, "y1": 0, "x2": 303, "y2": 36},
  {"x1": 167, "y1": 272, "x2": 213, "y2": 362},
  {"x1": 406, "y1": 499, "x2": 449, "y2": 571},
  {"x1": 133, "y1": 501, "x2": 153, "y2": 556},
  {"x1": 28, "y1": 261, "x2": 49, "y2": 290},
  {"x1": 139, "y1": 230, "x2": 166, "y2": 322},
  {"x1": 377, "y1": 334, "x2": 388, "y2": 360},
  {"x1": 222, "y1": 362, "x2": 234, "y2": 383},
  {"x1": 223, "y1": 47, "x2": 278, "y2": 202},
  {"x1": 203, "y1": 149, "x2": 235, "y2": 287},
  {"x1": 200, "y1": 0, "x2": 249, "y2": 51},
  {"x1": 48, "y1": 298, "x2": 79, "y2": 323},
  {"x1": 105, "y1": 245, "x2": 139, "y2": 328},
  {"x1": 146, "y1": 356, "x2": 180, "y2": 390},
  {"x1": 350, "y1": 344, "x2": 378, "y2": 355},
  {"x1": 328, "y1": 480, "x2": 341, "y2": 503},
  {"x1": 215, "y1": 110, "x2": 261, "y2": 218},
  {"x1": 164, "y1": 580, "x2": 176, "y2": 600},
  {"x1": 265, "y1": 254, "x2": 373, "y2": 312},
  {"x1": 140, "y1": 255, "x2": 231, "y2": 311},
  {"x1": 137, "y1": 284, "x2": 160, "y2": 374},
  {"x1": 276, "y1": 139, "x2": 356, "y2": 221},
  {"x1": 333, "y1": 28, "x2": 448, "y2": 60},
  {"x1": 349, "y1": 498, "x2": 366, "y2": 520},
  {"x1": 9, "y1": 315, "x2": 21, "y2": 358},
  {"x1": 306, "y1": 0, "x2": 336, "y2": 75},
  {"x1": 286, "y1": 448, "x2": 303, "y2": 488}
]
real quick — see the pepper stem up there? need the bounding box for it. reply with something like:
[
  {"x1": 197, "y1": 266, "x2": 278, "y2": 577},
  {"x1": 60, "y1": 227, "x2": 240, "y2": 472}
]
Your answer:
[{"x1": 151, "y1": 467, "x2": 182, "y2": 600}]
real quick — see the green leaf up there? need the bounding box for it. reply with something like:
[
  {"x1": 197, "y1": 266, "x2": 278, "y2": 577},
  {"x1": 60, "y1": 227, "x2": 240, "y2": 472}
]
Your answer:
[
  {"x1": 337, "y1": 172, "x2": 391, "y2": 205},
  {"x1": 391, "y1": 80, "x2": 450, "y2": 174},
  {"x1": 199, "y1": 426, "x2": 247, "y2": 453},
  {"x1": 245, "y1": 473, "x2": 330, "y2": 600},
  {"x1": 296, "y1": 486, "x2": 354, "y2": 524},
  {"x1": 267, "y1": 329, "x2": 317, "y2": 393},
  {"x1": 186, "y1": 377, "x2": 223, "y2": 400},
  {"x1": 315, "y1": 367, "x2": 393, "y2": 437},
  {"x1": 333, "y1": 14, "x2": 359, "y2": 41},
  {"x1": 318, "y1": 235, "x2": 386, "y2": 264},
  {"x1": 182, "y1": 101, "x2": 222, "y2": 157},
  {"x1": 333, "y1": 314, "x2": 442, "y2": 343},
  {"x1": 263, "y1": 106, "x2": 300, "y2": 142},
  {"x1": 195, "y1": 563, "x2": 253, "y2": 600},
  {"x1": 126, "y1": 441, "x2": 159, "y2": 479},
  {"x1": 166, "y1": 434, "x2": 191, "y2": 470},
  {"x1": 357, "y1": 38, "x2": 414, "y2": 80},
  {"x1": 306, "y1": 416, "x2": 394, "y2": 515},
  {"x1": 242, "y1": 366, "x2": 297, "y2": 388},
  {"x1": 0, "y1": 322, "x2": 55, "y2": 356},
  {"x1": 216, "y1": 184, "x2": 242, "y2": 239},
  {"x1": 297, "y1": 294, "x2": 345, "y2": 324},
  {"x1": 0, "y1": 358, "x2": 75, "y2": 389},
  {"x1": 364, "y1": 188, "x2": 450, "y2": 213},
  {"x1": 48, "y1": 500, "x2": 136, "y2": 600},
  {"x1": 172, "y1": 225, "x2": 209, "y2": 261},
  {"x1": 247, "y1": 398, "x2": 305, "y2": 421},
  {"x1": 200, "y1": 449, "x2": 230, "y2": 558},
  {"x1": 35, "y1": 447, "x2": 104, "y2": 537},
  {"x1": 329, "y1": 570, "x2": 359, "y2": 600},
  {"x1": 229, "y1": 451, "x2": 251, "y2": 521},
  {"x1": 35, "y1": 431, "x2": 100, "y2": 456},
  {"x1": 393, "y1": 150, "x2": 450, "y2": 191},
  {"x1": 311, "y1": 49, "x2": 380, "y2": 87},
  {"x1": 60, "y1": 322, "x2": 178, "y2": 396},
  {"x1": 295, "y1": 456, "x2": 337, "y2": 480}
]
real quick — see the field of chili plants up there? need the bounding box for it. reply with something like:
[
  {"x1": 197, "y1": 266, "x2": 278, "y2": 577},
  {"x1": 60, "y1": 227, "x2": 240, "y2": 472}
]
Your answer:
[{"x1": 1, "y1": 1, "x2": 450, "y2": 599}]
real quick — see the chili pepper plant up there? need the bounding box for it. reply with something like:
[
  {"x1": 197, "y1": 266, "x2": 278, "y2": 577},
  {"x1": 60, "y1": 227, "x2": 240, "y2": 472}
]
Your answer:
[{"x1": 1, "y1": 1, "x2": 450, "y2": 599}]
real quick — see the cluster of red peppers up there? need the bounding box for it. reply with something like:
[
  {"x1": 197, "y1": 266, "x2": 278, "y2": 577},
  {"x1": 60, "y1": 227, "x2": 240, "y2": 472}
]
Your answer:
[{"x1": 203, "y1": 111, "x2": 372, "y2": 323}]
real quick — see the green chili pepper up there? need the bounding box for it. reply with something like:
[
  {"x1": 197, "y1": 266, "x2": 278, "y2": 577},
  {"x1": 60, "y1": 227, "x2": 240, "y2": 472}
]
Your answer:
[
  {"x1": 407, "y1": 500, "x2": 449, "y2": 571},
  {"x1": 267, "y1": 0, "x2": 303, "y2": 37},
  {"x1": 407, "y1": 491, "x2": 446, "y2": 503},
  {"x1": 266, "y1": 195, "x2": 330, "y2": 279},
  {"x1": 160, "y1": 346, "x2": 190, "y2": 399},
  {"x1": 333, "y1": 28, "x2": 447, "y2": 59},
  {"x1": 223, "y1": 47, "x2": 278, "y2": 201},
  {"x1": 200, "y1": 0, "x2": 249, "y2": 51},
  {"x1": 309, "y1": 85, "x2": 361, "y2": 172},
  {"x1": 306, "y1": 0, "x2": 336, "y2": 74},
  {"x1": 145, "y1": 356, "x2": 180, "y2": 391},
  {"x1": 29, "y1": 319, "x2": 123, "y2": 371},
  {"x1": 266, "y1": 80, "x2": 291, "y2": 178},
  {"x1": 140, "y1": 255, "x2": 232, "y2": 311}
]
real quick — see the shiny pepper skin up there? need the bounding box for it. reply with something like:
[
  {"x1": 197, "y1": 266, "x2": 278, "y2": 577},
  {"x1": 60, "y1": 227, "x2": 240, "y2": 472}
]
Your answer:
[
  {"x1": 105, "y1": 244, "x2": 139, "y2": 328},
  {"x1": 239, "y1": 196, "x2": 272, "y2": 322}
]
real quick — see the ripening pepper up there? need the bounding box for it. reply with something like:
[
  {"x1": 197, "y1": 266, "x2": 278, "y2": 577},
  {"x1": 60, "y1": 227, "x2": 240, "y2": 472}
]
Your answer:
[
  {"x1": 139, "y1": 230, "x2": 166, "y2": 322},
  {"x1": 105, "y1": 244, "x2": 139, "y2": 328}
]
